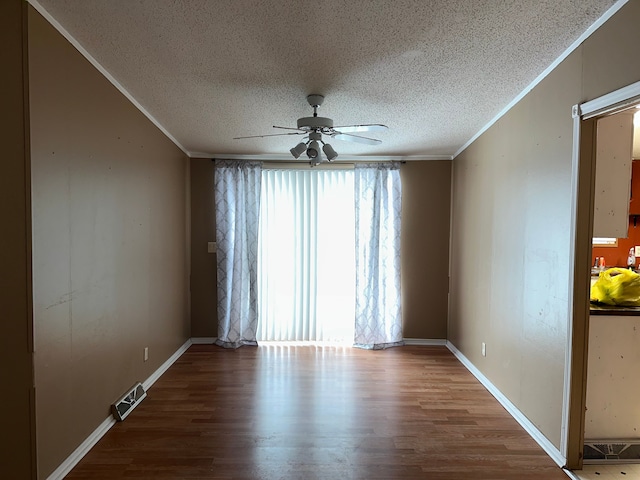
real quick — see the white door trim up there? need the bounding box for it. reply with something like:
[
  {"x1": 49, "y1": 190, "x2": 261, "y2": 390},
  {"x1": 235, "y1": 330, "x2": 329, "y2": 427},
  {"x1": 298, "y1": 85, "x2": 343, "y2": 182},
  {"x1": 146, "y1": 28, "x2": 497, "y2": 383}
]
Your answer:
[
  {"x1": 564, "y1": 80, "x2": 640, "y2": 464},
  {"x1": 579, "y1": 80, "x2": 640, "y2": 119}
]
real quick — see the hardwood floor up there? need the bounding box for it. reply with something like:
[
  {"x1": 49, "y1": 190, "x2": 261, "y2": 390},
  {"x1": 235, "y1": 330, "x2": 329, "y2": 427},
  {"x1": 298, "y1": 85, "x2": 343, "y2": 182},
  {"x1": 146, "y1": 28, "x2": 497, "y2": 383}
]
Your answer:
[{"x1": 66, "y1": 345, "x2": 568, "y2": 479}]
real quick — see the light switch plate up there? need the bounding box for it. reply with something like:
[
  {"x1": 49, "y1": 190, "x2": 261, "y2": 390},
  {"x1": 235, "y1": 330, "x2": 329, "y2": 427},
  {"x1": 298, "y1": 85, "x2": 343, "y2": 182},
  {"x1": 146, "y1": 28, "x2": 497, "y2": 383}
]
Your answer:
[
  {"x1": 207, "y1": 242, "x2": 217, "y2": 254},
  {"x1": 635, "y1": 246, "x2": 640, "y2": 257}
]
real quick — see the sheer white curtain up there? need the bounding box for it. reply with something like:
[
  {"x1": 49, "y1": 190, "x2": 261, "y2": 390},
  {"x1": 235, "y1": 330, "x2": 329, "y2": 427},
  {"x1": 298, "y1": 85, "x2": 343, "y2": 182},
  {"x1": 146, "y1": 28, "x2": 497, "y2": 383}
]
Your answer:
[
  {"x1": 214, "y1": 160, "x2": 262, "y2": 348},
  {"x1": 257, "y1": 168, "x2": 355, "y2": 342},
  {"x1": 353, "y1": 162, "x2": 403, "y2": 349}
]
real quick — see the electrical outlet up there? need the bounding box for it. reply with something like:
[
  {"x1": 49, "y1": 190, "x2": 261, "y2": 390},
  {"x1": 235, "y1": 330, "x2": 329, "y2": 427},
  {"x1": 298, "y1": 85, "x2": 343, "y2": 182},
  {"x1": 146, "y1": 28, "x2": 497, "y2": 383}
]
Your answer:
[
  {"x1": 207, "y1": 242, "x2": 217, "y2": 254},
  {"x1": 143, "y1": 347, "x2": 149, "y2": 362},
  {"x1": 481, "y1": 342, "x2": 486, "y2": 357}
]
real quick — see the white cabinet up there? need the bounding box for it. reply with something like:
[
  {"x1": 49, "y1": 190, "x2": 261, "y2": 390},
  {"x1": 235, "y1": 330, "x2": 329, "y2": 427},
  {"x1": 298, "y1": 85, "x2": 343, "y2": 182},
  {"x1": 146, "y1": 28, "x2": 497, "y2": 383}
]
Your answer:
[
  {"x1": 586, "y1": 315, "x2": 640, "y2": 439},
  {"x1": 593, "y1": 111, "x2": 634, "y2": 238}
]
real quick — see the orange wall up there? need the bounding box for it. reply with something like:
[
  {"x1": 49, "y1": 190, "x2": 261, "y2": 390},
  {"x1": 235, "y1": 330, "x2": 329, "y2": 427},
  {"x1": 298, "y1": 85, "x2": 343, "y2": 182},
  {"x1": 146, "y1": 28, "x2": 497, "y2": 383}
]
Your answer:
[
  {"x1": 593, "y1": 159, "x2": 640, "y2": 268},
  {"x1": 593, "y1": 216, "x2": 640, "y2": 268}
]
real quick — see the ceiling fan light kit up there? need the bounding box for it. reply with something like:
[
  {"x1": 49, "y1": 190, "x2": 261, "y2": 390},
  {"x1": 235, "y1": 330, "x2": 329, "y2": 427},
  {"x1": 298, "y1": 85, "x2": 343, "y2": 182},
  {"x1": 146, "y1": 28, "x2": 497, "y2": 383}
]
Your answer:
[
  {"x1": 322, "y1": 143, "x2": 338, "y2": 161},
  {"x1": 233, "y1": 94, "x2": 388, "y2": 166},
  {"x1": 306, "y1": 139, "x2": 320, "y2": 159},
  {"x1": 290, "y1": 142, "x2": 307, "y2": 159}
]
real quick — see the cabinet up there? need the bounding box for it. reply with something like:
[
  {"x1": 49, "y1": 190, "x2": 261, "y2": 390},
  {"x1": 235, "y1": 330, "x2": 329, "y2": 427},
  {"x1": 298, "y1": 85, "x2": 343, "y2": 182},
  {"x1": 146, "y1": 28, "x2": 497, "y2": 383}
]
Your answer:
[
  {"x1": 593, "y1": 111, "x2": 634, "y2": 238},
  {"x1": 586, "y1": 315, "x2": 640, "y2": 439}
]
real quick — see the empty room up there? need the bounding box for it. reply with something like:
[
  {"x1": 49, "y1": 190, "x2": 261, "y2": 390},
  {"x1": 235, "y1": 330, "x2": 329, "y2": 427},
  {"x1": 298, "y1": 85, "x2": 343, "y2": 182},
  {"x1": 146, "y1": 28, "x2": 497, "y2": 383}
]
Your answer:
[{"x1": 4, "y1": 1, "x2": 640, "y2": 479}]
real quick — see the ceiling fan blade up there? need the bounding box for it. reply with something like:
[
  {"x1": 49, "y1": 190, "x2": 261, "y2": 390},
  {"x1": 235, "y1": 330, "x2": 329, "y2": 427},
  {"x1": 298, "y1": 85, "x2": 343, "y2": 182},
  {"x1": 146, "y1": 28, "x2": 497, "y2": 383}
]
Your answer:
[
  {"x1": 332, "y1": 124, "x2": 388, "y2": 133},
  {"x1": 233, "y1": 132, "x2": 305, "y2": 140},
  {"x1": 333, "y1": 133, "x2": 382, "y2": 145},
  {"x1": 272, "y1": 125, "x2": 306, "y2": 132}
]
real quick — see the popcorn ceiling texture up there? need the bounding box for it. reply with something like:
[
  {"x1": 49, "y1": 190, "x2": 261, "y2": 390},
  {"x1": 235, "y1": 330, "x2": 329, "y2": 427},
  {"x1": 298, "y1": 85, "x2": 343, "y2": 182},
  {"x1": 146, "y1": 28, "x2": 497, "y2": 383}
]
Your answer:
[{"x1": 35, "y1": 0, "x2": 619, "y2": 158}]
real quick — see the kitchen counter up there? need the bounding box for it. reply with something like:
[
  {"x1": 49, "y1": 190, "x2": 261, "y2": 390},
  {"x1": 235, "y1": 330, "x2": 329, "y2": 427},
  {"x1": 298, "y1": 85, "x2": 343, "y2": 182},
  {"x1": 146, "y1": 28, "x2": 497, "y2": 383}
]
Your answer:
[
  {"x1": 590, "y1": 303, "x2": 640, "y2": 315},
  {"x1": 590, "y1": 271, "x2": 640, "y2": 315}
]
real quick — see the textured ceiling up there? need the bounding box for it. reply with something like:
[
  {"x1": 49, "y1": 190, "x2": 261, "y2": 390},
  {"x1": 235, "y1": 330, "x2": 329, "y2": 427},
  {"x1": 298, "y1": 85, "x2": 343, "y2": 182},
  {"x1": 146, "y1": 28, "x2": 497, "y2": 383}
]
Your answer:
[{"x1": 32, "y1": 0, "x2": 622, "y2": 160}]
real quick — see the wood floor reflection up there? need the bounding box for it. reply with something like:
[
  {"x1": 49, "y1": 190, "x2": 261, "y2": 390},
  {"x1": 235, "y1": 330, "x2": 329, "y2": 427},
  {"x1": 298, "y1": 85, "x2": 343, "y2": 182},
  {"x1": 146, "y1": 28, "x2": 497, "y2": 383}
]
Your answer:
[{"x1": 66, "y1": 344, "x2": 569, "y2": 479}]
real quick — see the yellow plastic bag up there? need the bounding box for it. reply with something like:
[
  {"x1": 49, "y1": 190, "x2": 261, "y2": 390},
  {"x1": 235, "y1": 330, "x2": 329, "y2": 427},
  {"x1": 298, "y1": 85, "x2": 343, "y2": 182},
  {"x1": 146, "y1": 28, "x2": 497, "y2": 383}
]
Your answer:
[{"x1": 590, "y1": 267, "x2": 640, "y2": 306}]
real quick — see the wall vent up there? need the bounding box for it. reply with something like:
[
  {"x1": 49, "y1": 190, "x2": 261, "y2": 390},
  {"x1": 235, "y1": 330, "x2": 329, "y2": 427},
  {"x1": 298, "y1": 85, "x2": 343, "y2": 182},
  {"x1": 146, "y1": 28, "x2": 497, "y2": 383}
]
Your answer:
[
  {"x1": 111, "y1": 382, "x2": 147, "y2": 421},
  {"x1": 584, "y1": 441, "x2": 640, "y2": 463}
]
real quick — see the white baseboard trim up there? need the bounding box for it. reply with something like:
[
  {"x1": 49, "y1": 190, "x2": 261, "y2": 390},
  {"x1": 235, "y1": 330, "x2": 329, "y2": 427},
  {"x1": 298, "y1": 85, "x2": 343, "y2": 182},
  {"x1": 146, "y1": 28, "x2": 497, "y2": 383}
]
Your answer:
[
  {"x1": 446, "y1": 340, "x2": 567, "y2": 468},
  {"x1": 562, "y1": 467, "x2": 580, "y2": 479},
  {"x1": 46, "y1": 338, "x2": 192, "y2": 480},
  {"x1": 403, "y1": 338, "x2": 447, "y2": 346},
  {"x1": 142, "y1": 338, "x2": 193, "y2": 391},
  {"x1": 190, "y1": 337, "x2": 217, "y2": 344},
  {"x1": 46, "y1": 416, "x2": 116, "y2": 480},
  {"x1": 191, "y1": 338, "x2": 446, "y2": 347}
]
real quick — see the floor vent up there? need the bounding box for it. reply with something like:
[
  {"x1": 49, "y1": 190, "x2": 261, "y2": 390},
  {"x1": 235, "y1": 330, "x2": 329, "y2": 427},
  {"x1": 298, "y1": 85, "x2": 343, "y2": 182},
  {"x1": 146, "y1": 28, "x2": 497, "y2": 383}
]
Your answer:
[
  {"x1": 584, "y1": 440, "x2": 640, "y2": 463},
  {"x1": 111, "y1": 382, "x2": 147, "y2": 421}
]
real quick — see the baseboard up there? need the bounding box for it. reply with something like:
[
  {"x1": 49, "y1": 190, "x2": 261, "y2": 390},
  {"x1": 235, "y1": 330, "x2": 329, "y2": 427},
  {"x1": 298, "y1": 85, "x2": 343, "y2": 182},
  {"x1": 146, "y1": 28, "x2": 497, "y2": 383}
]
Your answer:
[
  {"x1": 190, "y1": 337, "x2": 217, "y2": 344},
  {"x1": 46, "y1": 338, "x2": 193, "y2": 480},
  {"x1": 403, "y1": 338, "x2": 447, "y2": 346},
  {"x1": 191, "y1": 338, "x2": 444, "y2": 346},
  {"x1": 446, "y1": 340, "x2": 567, "y2": 468},
  {"x1": 142, "y1": 338, "x2": 193, "y2": 390},
  {"x1": 562, "y1": 468, "x2": 580, "y2": 479},
  {"x1": 45, "y1": 416, "x2": 116, "y2": 480}
]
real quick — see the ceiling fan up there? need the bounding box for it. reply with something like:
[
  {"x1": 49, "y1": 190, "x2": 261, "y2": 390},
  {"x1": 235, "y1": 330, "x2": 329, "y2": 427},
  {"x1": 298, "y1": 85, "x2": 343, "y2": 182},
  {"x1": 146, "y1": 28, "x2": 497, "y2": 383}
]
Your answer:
[{"x1": 233, "y1": 94, "x2": 388, "y2": 165}]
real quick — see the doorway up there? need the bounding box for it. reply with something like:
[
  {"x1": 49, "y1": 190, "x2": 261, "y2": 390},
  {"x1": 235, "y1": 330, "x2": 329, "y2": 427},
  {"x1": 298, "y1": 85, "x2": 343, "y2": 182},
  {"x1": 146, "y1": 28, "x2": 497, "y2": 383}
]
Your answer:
[{"x1": 565, "y1": 81, "x2": 640, "y2": 470}]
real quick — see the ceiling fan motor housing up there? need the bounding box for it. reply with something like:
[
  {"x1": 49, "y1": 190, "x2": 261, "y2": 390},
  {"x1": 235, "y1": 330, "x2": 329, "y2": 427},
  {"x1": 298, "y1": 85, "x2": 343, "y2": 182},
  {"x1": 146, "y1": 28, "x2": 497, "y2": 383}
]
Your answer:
[{"x1": 297, "y1": 116, "x2": 334, "y2": 130}]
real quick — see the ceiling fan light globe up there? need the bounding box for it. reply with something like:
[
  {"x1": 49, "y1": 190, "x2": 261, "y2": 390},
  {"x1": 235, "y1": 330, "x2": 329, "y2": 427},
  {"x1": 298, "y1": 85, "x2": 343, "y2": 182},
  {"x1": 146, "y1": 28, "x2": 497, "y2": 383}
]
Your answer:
[
  {"x1": 322, "y1": 143, "x2": 338, "y2": 161},
  {"x1": 307, "y1": 140, "x2": 320, "y2": 159},
  {"x1": 290, "y1": 142, "x2": 307, "y2": 159}
]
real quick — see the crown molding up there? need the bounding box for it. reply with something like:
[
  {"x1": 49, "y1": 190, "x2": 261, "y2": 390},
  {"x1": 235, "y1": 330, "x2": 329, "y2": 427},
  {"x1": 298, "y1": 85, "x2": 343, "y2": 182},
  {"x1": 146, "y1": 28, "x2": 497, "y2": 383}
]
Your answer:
[
  {"x1": 453, "y1": 0, "x2": 629, "y2": 159},
  {"x1": 193, "y1": 152, "x2": 453, "y2": 161},
  {"x1": 27, "y1": 0, "x2": 191, "y2": 157}
]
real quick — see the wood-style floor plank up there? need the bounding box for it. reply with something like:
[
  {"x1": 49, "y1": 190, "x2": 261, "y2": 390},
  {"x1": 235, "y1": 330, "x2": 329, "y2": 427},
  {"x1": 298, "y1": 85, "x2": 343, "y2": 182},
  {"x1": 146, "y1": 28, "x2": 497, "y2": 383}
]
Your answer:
[{"x1": 65, "y1": 345, "x2": 568, "y2": 479}]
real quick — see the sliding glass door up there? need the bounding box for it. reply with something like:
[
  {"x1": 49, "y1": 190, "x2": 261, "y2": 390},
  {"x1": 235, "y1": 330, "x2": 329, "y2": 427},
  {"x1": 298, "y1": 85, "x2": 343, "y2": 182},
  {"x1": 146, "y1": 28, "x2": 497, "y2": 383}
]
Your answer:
[{"x1": 257, "y1": 168, "x2": 355, "y2": 342}]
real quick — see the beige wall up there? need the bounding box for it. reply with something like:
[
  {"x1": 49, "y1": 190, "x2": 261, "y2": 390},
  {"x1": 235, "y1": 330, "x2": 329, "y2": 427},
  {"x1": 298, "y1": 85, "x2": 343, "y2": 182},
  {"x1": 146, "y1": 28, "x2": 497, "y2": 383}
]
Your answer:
[
  {"x1": 190, "y1": 158, "x2": 217, "y2": 337},
  {"x1": 400, "y1": 161, "x2": 451, "y2": 339},
  {"x1": 449, "y1": 0, "x2": 640, "y2": 450},
  {"x1": 0, "y1": 1, "x2": 37, "y2": 478},
  {"x1": 189, "y1": 160, "x2": 451, "y2": 340},
  {"x1": 28, "y1": 7, "x2": 190, "y2": 477}
]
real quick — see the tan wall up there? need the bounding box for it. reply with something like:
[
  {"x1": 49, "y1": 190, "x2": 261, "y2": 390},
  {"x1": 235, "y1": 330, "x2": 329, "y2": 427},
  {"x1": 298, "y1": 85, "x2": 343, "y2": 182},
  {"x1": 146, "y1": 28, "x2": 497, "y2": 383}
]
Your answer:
[
  {"x1": 0, "y1": 1, "x2": 37, "y2": 478},
  {"x1": 28, "y1": 7, "x2": 190, "y2": 477},
  {"x1": 189, "y1": 160, "x2": 451, "y2": 340},
  {"x1": 190, "y1": 158, "x2": 217, "y2": 337},
  {"x1": 449, "y1": 0, "x2": 640, "y2": 450},
  {"x1": 401, "y1": 161, "x2": 451, "y2": 339}
]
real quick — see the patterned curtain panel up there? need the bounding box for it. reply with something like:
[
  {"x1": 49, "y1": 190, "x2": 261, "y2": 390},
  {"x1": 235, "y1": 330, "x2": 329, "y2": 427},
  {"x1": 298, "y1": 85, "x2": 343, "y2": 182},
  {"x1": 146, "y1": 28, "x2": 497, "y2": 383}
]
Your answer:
[
  {"x1": 214, "y1": 159, "x2": 262, "y2": 348},
  {"x1": 353, "y1": 162, "x2": 403, "y2": 349}
]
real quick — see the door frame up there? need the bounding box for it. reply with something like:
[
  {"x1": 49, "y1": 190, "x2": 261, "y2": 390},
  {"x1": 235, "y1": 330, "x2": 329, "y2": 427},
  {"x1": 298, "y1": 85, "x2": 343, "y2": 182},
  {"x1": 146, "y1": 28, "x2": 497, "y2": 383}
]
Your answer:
[{"x1": 564, "y1": 80, "x2": 640, "y2": 469}]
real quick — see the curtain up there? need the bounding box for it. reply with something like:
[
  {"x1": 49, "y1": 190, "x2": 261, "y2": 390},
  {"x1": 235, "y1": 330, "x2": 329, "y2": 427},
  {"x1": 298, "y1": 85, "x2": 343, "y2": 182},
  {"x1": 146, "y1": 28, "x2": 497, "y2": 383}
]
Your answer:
[
  {"x1": 214, "y1": 159, "x2": 262, "y2": 348},
  {"x1": 257, "y1": 168, "x2": 355, "y2": 342},
  {"x1": 353, "y1": 162, "x2": 403, "y2": 349}
]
